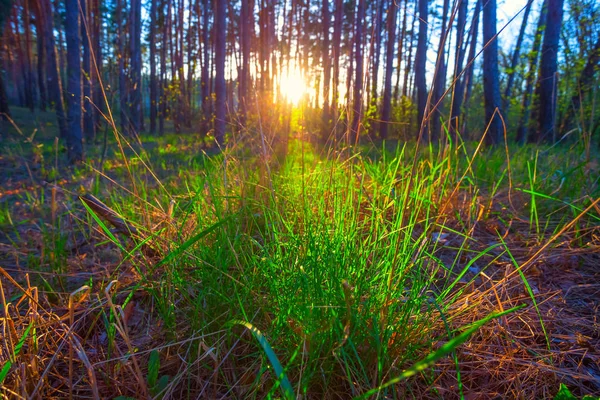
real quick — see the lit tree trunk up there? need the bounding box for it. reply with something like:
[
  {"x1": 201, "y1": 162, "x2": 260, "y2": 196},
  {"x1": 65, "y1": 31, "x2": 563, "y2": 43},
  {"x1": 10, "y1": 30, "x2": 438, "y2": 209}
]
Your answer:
[
  {"x1": 449, "y1": 0, "x2": 468, "y2": 138},
  {"x1": 350, "y1": 0, "x2": 366, "y2": 144},
  {"x1": 65, "y1": 0, "x2": 84, "y2": 163},
  {"x1": 380, "y1": 0, "x2": 396, "y2": 140},
  {"x1": 129, "y1": 0, "x2": 142, "y2": 132},
  {"x1": 370, "y1": 0, "x2": 384, "y2": 102},
  {"x1": 414, "y1": 0, "x2": 428, "y2": 141},
  {"x1": 331, "y1": 0, "x2": 343, "y2": 126},
  {"x1": 214, "y1": 0, "x2": 226, "y2": 144},
  {"x1": 321, "y1": 0, "x2": 331, "y2": 134},
  {"x1": 461, "y1": 0, "x2": 481, "y2": 134},
  {"x1": 402, "y1": 7, "x2": 416, "y2": 98},
  {"x1": 532, "y1": 0, "x2": 564, "y2": 143},
  {"x1": 482, "y1": 0, "x2": 502, "y2": 145},
  {"x1": 40, "y1": 0, "x2": 68, "y2": 139},
  {"x1": 239, "y1": 0, "x2": 251, "y2": 121},
  {"x1": 430, "y1": 0, "x2": 450, "y2": 142},
  {"x1": 149, "y1": 0, "x2": 157, "y2": 134},
  {"x1": 393, "y1": 0, "x2": 408, "y2": 102},
  {"x1": 516, "y1": 0, "x2": 547, "y2": 144}
]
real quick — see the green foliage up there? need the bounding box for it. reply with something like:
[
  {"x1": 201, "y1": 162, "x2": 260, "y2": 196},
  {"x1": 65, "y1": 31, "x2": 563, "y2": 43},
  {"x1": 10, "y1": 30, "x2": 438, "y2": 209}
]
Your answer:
[{"x1": 554, "y1": 383, "x2": 599, "y2": 400}]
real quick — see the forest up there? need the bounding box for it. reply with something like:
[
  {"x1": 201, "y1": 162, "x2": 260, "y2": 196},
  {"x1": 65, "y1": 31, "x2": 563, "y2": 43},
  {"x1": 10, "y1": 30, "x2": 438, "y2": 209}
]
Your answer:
[{"x1": 0, "y1": 0, "x2": 599, "y2": 398}]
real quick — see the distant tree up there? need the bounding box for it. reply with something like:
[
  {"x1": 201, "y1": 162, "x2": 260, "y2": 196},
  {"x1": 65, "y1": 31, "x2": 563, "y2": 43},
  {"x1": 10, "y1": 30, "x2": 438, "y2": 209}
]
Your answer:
[
  {"x1": 321, "y1": 0, "x2": 331, "y2": 135},
  {"x1": 214, "y1": 0, "x2": 226, "y2": 144},
  {"x1": 65, "y1": 0, "x2": 83, "y2": 163},
  {"x1": 0, "y1": 0, "x2": 12, "y2": 119},
  {"x1": 81, "y1": 0, "x2": 95, "y2": 140},
  {"x1": 502, "y1": 0, "x2": 533, "y2": 114},
  {"x1": 350, "y1": 0, "x2": 366, "y2": 144},
  {"x1": 331, "y1": 0, "x2": 343, "y2": 127},
  {"x1": 449, "y1": 0, "x2": 468, "y2": 138},
  {"x1": 430, "y1": 0, "x2": 450, "y2": 142},
  {"x1": 482, "y1": 0, "x2": 503, "y2": 145},
  {"x1": 129, "y1": 0, "x2": 142, "y2": 133},
  {"x1": 149, "y1": 0, "x2": 157, "y2": 134},
  {"x1": 414, "y1": 0, "x2": 428, "y2": 141},
  {"x1": 40, "y1": 0, "x2": 68, "y2": 139},
  {"x1": 380, "y1": 0, "x2": 397, "y2": 140},
  {"x1": 117, "y1": 0, "x2": 127, "y2": 133},
  {"x1": 561, "y1": 36, "x2": 600, "y2": 134},
  {"x1": 239, "y1": 0, "x2": 251, "y2": 122},
  {"x1": 532, "y1": 0, "x2": 564, "y2": 143},
  {"x1": 460, "y1": 0, "x2": 481, "y2": 135},
  {"x1": 33, "y1": 0, "x2": 47, "y2": 112},
  {"x1": 516, "y1": 0, "x2": 547, "y2": 144}
]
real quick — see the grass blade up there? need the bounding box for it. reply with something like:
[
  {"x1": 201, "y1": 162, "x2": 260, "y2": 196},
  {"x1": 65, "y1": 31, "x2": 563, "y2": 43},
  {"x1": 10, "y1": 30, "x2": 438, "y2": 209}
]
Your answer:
[
  {"x1": 227, "y1": 319, "x2": 294, "y2": 400},
  {"x1": 354, "y1": 304, "x2": 526, "y2": 399}
]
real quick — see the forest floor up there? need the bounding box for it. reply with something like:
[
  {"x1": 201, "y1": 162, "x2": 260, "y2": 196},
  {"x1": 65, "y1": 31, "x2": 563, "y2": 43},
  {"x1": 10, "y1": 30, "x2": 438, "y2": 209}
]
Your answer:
[{"x1": 1, "y1": 106, "x2": 599, "y2": 399}]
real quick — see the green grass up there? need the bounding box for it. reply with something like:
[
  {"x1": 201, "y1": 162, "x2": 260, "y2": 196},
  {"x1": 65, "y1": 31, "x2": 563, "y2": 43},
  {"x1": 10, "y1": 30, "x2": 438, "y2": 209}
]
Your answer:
[{"x1": 1, "y1": 107, "x2": 599, "y2": 398}]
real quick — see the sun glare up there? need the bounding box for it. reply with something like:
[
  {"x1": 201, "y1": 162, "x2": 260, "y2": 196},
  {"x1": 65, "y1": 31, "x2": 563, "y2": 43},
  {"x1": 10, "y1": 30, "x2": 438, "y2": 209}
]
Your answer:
[{"x1": 278, "y1": 68, "x2": 308, "y2": 105}]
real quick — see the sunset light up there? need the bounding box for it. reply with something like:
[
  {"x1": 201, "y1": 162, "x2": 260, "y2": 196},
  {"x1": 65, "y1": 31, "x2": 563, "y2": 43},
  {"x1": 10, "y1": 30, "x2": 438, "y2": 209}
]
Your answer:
[{"x1": 278, "y1": 68, "x2": 308, "y2": 105}]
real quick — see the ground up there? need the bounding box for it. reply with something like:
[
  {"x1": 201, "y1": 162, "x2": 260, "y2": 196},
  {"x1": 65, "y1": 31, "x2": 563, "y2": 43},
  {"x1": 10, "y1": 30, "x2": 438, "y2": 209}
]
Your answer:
[{"x1": 0, "y1": 107, "x2": 599, "y2": 399}]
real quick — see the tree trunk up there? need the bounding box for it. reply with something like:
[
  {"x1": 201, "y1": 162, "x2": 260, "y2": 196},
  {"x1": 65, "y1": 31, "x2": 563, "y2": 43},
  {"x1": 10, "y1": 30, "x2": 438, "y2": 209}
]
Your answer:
[
  {"x1": 561, "y1": 36, "x2": 600, "y2": 132},
  {"x1": 532, "y1": 0, "x2": 564, "y2": 143},
  {"x1": 65, "y1": 0, "x2": 84, "y2": 163},
  {"x1": 81, "y1": 0, "x2": 95, "y2": 140},
  {"x1": 380, "y1": 0, "x2": 396, "y2": 140},
  {"x1": 502, "y1": 0, "x2": 533, "y2": 113},
  {"x1": 414, "y1": 0, "x2": 428, "y2": 141},
  {"x1": 201, "y1": 0, "x2": 210, "y2": 127},
  {"x1": 461, "y1": 0, "x2": 482, "y2": 135},
  {"x1": 350, "y1": 0, "x2": 365, "y2": 144},
  {"x1": 34, "y1": 0, "x2": 47, "y2": 112},
  {"x1": 214, "y1": 0, "x2": 226, "y2": 144},
  {"x1": 22, "y1": 0, "x2": 35, "y2": 112},
  {"x1": 482, "y1": 0, "x2": 503, "y2": 145},
  {"x1": 129, "y1": 0, "x2": 142, "y2": 133},
  {"x1": 149, "y1": 0, "x2": 157, "y2": 134},
  {"x1": 117, "y1": 0, "x2": 127, "y2": 133},
  {"x1": 321, "y1": 0, "x2": 331, "y2": 134},
  {"x1": 430, "y1": 0, "x2": 450, "y2": 142},
  {"x1": 40, "y1": 0, "x2": 68, "y2": 139},
  {"x1": 449, "y1": 0, "x2": 468, "y2": 139},
  {"x1": 516, "y1": 1, "x2": 546, "y2": 144},
  {"x1": 331, "y1": 0, "x2": 343, "y2": 127}
]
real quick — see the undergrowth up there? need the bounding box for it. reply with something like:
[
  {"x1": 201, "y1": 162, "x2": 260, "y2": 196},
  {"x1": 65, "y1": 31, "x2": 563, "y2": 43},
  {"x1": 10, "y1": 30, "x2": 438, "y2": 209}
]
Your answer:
[{"x1": 0, "y1": 109, "x2": 599, "y2": 398}]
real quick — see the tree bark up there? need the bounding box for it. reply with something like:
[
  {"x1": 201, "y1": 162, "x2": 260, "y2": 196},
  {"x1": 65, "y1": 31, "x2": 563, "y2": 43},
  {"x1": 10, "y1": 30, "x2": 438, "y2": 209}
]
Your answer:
[
  {"x1": 65, "y1": 0, "x2": 84, "y2": 163},
  {"x1": 449, "y1": 0, "x2": 468, "y2": 139},
  {"x1": 129, "y1": 0, "x2": 142, "y2": 133},
  {"x1": 380, "y1": 0, "x2": 397, "y2": 140},
  {"x1": 350, "y1": 0, "x2": 366, "y2": 144},
  {"x1": 482, "y1": 0, "x2": 503, "y2": 145},
  {"x1": 516, "y1": 0, "x2": 546, "y2": 144},
  {"x1": 214, "y1": 0, "x2": 226, "y2": 144},
  {"x1": 502, "y1": 0, "x2": 533, "y2": 113},
  {"x1": 532, "y1": 0, "x2": 564, "y2": 143},
  {"x1": 81, "y1": 0, "x2": 95, "y2": 140},
  {"x1": 40, "y1": 0, "x2": 68, "y2": 139},
  {"x1": 149, "y1": 0, "x2": 157, "y2": 134},
  {"x1": 414, "y1": 0, "x2": 428, "y2": 141}
]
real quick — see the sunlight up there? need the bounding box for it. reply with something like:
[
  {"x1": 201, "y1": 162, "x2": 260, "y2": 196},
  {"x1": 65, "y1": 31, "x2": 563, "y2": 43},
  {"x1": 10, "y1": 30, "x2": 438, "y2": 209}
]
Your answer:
[{"x1": 278, "y1": 68, "x2": 308, "y2": 106}]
